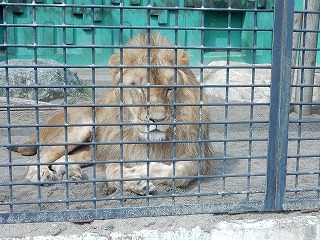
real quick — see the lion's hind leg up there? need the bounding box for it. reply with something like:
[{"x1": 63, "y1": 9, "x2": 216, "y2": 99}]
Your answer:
[{"x1": 9, "y1": 137, "x2": 37, "y2": 156}]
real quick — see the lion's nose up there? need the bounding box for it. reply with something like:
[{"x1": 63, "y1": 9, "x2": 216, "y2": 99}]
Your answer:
[
  {"x1": 148, "y1": 106, "x2": 167, "y2": 122},
  {"x1": 148, "y1": 113, "x2": 167, "y2": 123}
]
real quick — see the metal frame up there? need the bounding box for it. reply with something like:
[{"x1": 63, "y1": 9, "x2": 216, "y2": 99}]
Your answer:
[{"x1": 0, "y1": 0, "x2": 319, "y2": 224}]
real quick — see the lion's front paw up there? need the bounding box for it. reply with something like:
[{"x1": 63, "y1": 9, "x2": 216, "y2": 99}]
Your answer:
[
  {"x1": 25, "y1": 165, "x2": 58, "y2": 182},
  {"x1": 124, "y1": 180, "x2": 156, "y2": 195},
  {"x1": 122, "y1": 166, "x2": 156, "y2": 195},
  {"x1": 51, "y1": 164, "x2": 82, "y2": 181}
]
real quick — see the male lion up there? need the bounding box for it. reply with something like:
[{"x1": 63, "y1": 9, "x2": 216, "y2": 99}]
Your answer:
[{"x1": 14, "y1": 33, "x2": 213, "y2": 195}]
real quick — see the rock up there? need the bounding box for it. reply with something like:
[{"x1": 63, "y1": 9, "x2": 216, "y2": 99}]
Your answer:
[
  {"x1": 202, "y1": 61, "x2": 320, "y2": 103},
  {"x1": 202, "y1": 61, "x2": 271, "y2": 103},
  {"x1": 0, "y1": 59, "x2": 83, "y2": 102},
  {"x1": 104, "y1": 221, "x2": 115, "y2": 230}
]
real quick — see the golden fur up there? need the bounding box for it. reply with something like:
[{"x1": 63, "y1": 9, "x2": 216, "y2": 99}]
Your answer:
[{"x1": 15, "y1": 33, "x2": 213, "y2": 195}]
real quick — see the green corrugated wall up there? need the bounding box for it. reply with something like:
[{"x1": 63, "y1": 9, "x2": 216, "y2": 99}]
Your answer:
[{"x1": 0, "y1": 0, "x2": 285, "y2": 65}]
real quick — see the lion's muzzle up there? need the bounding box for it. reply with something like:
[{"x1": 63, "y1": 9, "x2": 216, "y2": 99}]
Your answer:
[{"x1": 139, "y1": 122, "x2": 169, "y2": 142}]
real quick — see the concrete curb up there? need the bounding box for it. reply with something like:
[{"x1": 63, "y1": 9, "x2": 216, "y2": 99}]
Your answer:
[{"x1": 2, "y1": 215, "x2": 320, "y2": 240}]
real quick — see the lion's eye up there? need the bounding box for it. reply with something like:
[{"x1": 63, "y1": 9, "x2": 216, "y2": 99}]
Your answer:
[
  {"x1": 167, "y1": 88, "x2": 174, "y2": 94},
  {"x1": 130, "y1": 82, "x2": 143, "y2": 93}
]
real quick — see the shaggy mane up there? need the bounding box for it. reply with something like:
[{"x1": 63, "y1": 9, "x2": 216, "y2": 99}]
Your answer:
[{"x1": 121, "y1": 33, "x2": 187, "y2": 66}]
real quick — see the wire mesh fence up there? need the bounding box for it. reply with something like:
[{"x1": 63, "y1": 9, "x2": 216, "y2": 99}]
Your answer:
[{"x1": 0, "y1": 0, "x2": 319, "y2": 224}]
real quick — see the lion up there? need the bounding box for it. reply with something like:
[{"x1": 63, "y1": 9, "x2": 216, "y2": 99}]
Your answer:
[{"x1": 13, "y1": 33, "x2": 214, "y2": 195}]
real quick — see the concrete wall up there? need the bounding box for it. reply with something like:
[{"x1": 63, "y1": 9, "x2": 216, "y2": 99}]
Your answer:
[{"x1": 1, "y1": 213, "x2": 320, "y2": 240}]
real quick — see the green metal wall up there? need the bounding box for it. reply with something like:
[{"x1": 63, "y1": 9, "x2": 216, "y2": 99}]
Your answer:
[{"x1": 1, "y1": 0, "x2": 276, "y2": 65}]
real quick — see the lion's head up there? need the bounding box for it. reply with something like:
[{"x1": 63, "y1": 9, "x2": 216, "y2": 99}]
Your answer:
[{"x1": 107, "y1": 33, "x2": 204, "y2": 143}]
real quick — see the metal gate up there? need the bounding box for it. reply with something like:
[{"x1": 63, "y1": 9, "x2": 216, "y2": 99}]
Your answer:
[{"x1": 0, "y1": 0, "x2": 319, "y2": 224}]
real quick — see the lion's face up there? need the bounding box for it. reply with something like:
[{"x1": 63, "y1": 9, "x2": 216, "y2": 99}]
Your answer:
[
  {"x1": 117, "y1": 67, "x2": 182, "y2": 142},
  {"x1": 107, "y1": 34, "x2": 194, "y2": 142}
]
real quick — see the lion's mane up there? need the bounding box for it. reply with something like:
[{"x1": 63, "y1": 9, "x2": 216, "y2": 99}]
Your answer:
[{"x1": 95, "y1": 33, "x2": 213, "y2": 175}]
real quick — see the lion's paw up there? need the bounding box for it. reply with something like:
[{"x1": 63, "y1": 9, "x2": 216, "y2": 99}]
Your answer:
[
  {"x1": 124, "y1": 180, "x2": 156, "y2": 195},
  {"x1": 122, "y1": 166, "x2": 156, "y2": 195},
  {"x1": 51, "y1": 164, "x2": 82, "y2": 181},
  {"x1": 25, "y1": 165, "x2": 59, "y2": 182}
]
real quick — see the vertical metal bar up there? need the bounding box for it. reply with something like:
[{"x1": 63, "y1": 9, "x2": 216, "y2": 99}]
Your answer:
[
  {"x1": 31, "y1": 0, "x2": 42, "y2": 211},
  {"x1": 119, "y1": 0, "x2": 124, "y2": 206},
  {"x1": 221, "y1": 0, "x2": 232, "y2": 201},
  {"x1": 171, "y1": 0, "x2": 179, "y2": 204},
  {"x1": 294, "y1": 102, "x2": 302, "y2": 193},
  {"x1": 247, "y1": 1, "x2": 259, "y2": 201},
  {"x1": 265, "y1": 0, "x2": 294, "y2": 211},
  {"x1": 198, "y1": 0, "x2": 205, "y2": 202},
  {"x1": 61, "y1": 0, "x2": 70, "y2": 210},
  {"x1": 3, "y1": 1, "x2": 13, "y2": 214},
  {"x1": 146, "y1": 0, "x2": 151, "y2": 200},
  {"x1": 90, "y1": 0, "x2": 97, "y2": 210}
]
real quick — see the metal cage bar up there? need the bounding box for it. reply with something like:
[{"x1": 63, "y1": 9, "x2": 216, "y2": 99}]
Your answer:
[{"x1": 0, "y1": 0, "x2": 319, "y2": 224}]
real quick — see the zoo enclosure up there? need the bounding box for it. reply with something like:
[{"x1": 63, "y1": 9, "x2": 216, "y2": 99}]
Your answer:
[{"x1": 0, "y1": 0, "x2": 319, "y2": 224}]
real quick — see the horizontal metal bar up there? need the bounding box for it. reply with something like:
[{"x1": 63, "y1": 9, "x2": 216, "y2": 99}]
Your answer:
[
  {"x1": 1, "y1": 188, "x2": 266, "y2": 207},
  {"x1": 294, "y1": 10, "x2": 320, "y2": 14},
  {"x1": 0, "y1": 153, "x2": 268, "y2": 169},
  {"x1": 287, "y1": 153, "x2": 320, "y2": 158},
  {"x1": 288, "y1": 137, "x2": 320, "y2": 141},
  {"x1": 287, "y1": 171, "x2": 320, "y2": 176},
  {"x1": 0, "y1": 201, "x2": 265, "y2": 224},
  {"x1": 0, "y1": 44, "x2": 273, "y2": 52},
  {"x1": 1, "y1": 136, "x2": 269, "y2": 150},
  {"x1": 0, "y1": 23, "x2": 273, "y2": 32},
  {"x1": 0, "y1": 171, "x2": 267, "y2": 188},
  {"x1": 292, "y1": 66, "x2": 320, "y2": 69},
  {"x1": 284, "y1": 200, "x2": 320, "y2": 211},
  {"x1": 285, "y1": 189, "x2": 320, "y2": 195},
  {"x1": 291, "y1": 84, "x2": 320, "y2": 87},
  {"x1": 290, "y1": 102, "x2": 320, "y2": 106},
  {"x1": 0, "y1": 121, "x2": 269, "y2": 129},
  {"x1": 0, "y1": 84, "x2": 271, "y2": 89},
  {"x1": 0, "y1": 64, "x2": 272, "y2": 69},
  {"x1": 0, "y1": 103, "x2": 270, "y2": 111},
  {"x1": 289, "y1": 118, "x2": 320, "y2": 123},
  {"x1": 0, "y1": 2, "x2": 275, "y2": 12},
  {"x1": 1, "y1": 160, "x2": 267, "y2": 176}
]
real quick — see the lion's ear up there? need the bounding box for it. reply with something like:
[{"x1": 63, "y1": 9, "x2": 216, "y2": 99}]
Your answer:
[
  {"x1": 108, "y1": 53, "x2": 120, "y2": 81},
  {"x1": 177, "y1": 50, "x2": 189, "y2": 66}
]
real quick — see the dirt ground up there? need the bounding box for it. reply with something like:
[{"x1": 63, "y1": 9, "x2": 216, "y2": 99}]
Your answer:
[{"x1": 0, "y1": 69, "x2": 319, "y2": 238}]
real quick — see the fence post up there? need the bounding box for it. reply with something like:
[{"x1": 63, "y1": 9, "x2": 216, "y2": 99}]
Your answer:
[{"x1": 265, "y1": 0, "x2": 294, "y2": 211}]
